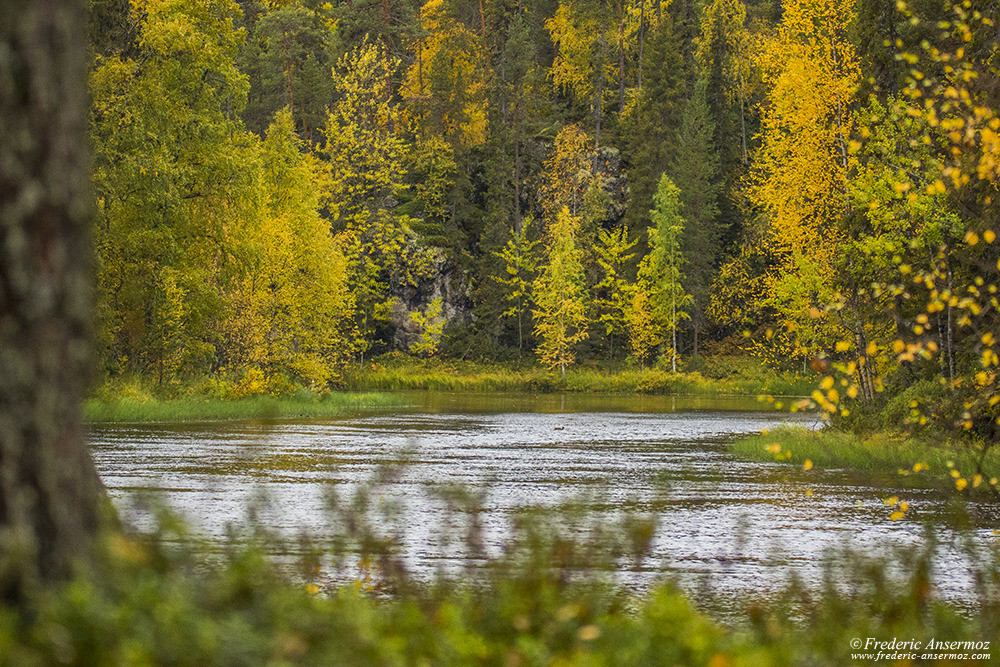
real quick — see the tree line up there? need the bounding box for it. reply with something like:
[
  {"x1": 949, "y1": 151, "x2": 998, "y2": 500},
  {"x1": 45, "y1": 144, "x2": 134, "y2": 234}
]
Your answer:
[{"x1": 88, "y1": 0, "x2": 999, "y2": 437}]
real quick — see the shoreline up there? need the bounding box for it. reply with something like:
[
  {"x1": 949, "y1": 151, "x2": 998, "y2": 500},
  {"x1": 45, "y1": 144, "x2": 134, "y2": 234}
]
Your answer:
[
  {"x1": 84, "y1": 391, "x2": 400, "y2": 425},
  {"x1": 729, "y1": 425, "x2": 1000, "y2": 493},
  {"x1": 85, "y1": 355, "x2": 816, "y2": 424},
  {"x1": 341, "y1": 358, "x2": 816, "y2": 397}
]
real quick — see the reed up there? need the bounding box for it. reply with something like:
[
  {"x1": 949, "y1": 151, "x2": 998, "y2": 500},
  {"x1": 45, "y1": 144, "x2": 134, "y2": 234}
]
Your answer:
[
  {"x1": 85, "y1": 391, "x2": 398, "y2": 424},
  {"x1": 731, "y1": 425, "x2": 1000, "y2": 488},
  {"x1": 344, "y1": 356, "x2": 812, "y2": 396}
]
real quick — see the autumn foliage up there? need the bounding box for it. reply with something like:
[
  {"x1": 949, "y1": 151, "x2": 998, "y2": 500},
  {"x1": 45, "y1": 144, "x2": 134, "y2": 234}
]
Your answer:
[{"x1": 87, "y1": 0, "x2": 998, "y2": 451}]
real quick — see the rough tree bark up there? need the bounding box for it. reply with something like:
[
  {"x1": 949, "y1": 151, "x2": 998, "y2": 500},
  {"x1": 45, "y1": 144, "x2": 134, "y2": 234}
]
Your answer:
[{"x1": 0, "y1": 0, "x2": 106, "y2": 602}]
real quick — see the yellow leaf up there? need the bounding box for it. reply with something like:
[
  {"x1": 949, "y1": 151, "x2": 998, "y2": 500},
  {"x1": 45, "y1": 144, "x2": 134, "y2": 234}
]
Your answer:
[
  {"x1": 956, "y1": 478, "x2": 968, "y2": 491},
  {"x1": 884, "y1": 496, "x2": 899, "y2": 506},
  {"x1": 890, "y1": 511, "x2": 905, "y2": 521},
  {"x1": 835, "y1": 340, "x2": 851, "y2": 352},
  {"x1": 803, "y1": 459, "x2": 813, "y2": 471}
]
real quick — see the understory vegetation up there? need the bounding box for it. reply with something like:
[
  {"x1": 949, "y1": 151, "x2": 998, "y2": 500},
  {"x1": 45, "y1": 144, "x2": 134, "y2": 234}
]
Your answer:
[
  {"x1": 733, "y1": 426, "x2": 1000, "y2": 493},
  {"x1": 342, "y1": 354, "x2": 816, "y2": 396}
]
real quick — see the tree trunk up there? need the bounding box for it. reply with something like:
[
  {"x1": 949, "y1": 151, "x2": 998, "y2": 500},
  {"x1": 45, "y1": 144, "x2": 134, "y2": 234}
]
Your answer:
[
  {"x1": 637, "y1": 0, "x2": 646, "y2": 89},
  {"x1": 0, "y1": 0, "x2": 107, "y2": 603},
  {"x1": 671, "y1": 288, "x2": 677, "y2": 372},
  {"x1": 594, "y1": 8, "x2": 606, "y2": 155},
  {"x1": 739, "y1": 74, "x2": 747, "y2": 164},
  {"x1": 617, "y1": 14, "x2": 626, "y2": 110}
]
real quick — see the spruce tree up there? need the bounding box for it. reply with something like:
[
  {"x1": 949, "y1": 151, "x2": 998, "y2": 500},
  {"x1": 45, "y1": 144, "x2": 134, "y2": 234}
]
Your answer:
[{"x1": 671, "y1": 79, "x2": 721, "y2": 357}]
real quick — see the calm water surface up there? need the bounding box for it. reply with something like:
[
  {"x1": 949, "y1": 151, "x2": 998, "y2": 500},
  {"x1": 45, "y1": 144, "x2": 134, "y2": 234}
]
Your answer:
[{"x1": 88, "y1": 392, "x2": 999, "y2": 609}]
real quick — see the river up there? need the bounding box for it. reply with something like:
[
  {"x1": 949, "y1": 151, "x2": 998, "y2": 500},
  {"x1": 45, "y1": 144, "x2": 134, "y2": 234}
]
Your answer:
[{"x1": 87, "y1": 391, "x2": 998, "y2": 613}]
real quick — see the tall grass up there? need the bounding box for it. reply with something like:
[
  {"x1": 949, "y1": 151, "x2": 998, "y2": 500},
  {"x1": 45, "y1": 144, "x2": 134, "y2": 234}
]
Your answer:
[
  {"x1": 344, "y1": 355, "x2": 815, "y2": 396},
  {"x1": 85, "y1": 391, "x2": 399, "y2": 424},
  {"x1": 732, "y1": 425, "x2": 1000, "y2": 488}
]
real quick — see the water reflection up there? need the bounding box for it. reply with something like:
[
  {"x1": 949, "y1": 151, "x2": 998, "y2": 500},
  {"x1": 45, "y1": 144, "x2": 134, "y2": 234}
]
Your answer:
[{"x1": 87, "y1": 391, "x2": 994, "y2": 610}]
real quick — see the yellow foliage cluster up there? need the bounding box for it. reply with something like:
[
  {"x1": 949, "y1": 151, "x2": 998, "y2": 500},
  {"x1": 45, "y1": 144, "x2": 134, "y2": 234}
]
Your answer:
[
  {"x1": 539, "y1": 124, "x2": 595, "y2": 224},
  {"x1": 533, "y1": 207, "x2": 590, "y2": 376},
  {"x1": 788, "y1": 5, "x2": 1000, "y2": 443},
  {"x1": 402, "y1": 0, "x2": 488, "y2": 148}
]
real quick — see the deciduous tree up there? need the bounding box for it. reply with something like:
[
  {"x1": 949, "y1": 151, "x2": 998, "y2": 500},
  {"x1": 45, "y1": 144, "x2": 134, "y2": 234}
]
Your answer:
[{"x1": 533, "y1": 207, "x2": 590, "y2": 377}]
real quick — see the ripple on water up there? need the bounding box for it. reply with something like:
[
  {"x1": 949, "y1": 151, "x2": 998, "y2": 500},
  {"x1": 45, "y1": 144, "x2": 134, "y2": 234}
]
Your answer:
[{"x1": 88, "y1": 393, "x2": 994, "y2": 609}]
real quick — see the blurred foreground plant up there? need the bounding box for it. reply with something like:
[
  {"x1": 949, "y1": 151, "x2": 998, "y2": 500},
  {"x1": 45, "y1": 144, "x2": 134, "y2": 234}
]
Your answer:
[{"x1": 2, "y1": 472, "x2": 1000, "y2": 665}]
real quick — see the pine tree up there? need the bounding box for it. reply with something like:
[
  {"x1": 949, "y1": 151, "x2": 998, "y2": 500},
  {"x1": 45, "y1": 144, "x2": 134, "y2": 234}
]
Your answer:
[{"x1": 1, "y1": 0, "x2": 107, "y2": 602}]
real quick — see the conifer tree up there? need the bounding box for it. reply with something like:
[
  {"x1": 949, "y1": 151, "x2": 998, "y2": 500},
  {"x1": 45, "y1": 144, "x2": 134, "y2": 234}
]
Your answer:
[
  {"x1": 619, "y1": 14, "x2": 690, "y2": 235},
  {"x1": 672, "y1": 78, "x2": 720, "y2": 357},
  {"x1": 635, "y1": 175, "x2": 690, "y2": 371}
]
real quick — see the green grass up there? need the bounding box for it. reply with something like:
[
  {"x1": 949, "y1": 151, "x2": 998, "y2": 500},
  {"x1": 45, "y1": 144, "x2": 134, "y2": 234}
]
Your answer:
[
  {"x1": 85, "y1": 353, "x2": 815, "y2": 423},
  {"x1": 343, "y1": 355, "x2": 816, "y2": 396},
  {"x1": 85, "y1": 391, "x2": 399, "y2": 424},
  {"x1": 731, "y1": 425, "x2": 1000, "y2": 490}
]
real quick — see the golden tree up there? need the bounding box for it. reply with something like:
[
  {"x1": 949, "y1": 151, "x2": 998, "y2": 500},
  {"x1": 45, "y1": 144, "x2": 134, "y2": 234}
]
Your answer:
[{"x1": 533, "y1": 207, "x2": 590, "y2": 377}]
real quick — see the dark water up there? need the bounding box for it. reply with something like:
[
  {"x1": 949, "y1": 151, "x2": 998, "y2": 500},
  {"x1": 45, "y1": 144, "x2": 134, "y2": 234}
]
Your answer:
[{"x1": 88, "y1": 391, "x2": 998, "y2": 608}]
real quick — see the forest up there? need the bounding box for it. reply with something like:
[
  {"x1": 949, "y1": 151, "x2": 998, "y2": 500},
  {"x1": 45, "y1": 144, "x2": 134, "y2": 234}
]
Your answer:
[
  {"x1": 87, "y1": 0, "x2": 998, "y2": 437},
  {"x1": 3, "y1": 0, "x2": 1000, "y2": 660}
]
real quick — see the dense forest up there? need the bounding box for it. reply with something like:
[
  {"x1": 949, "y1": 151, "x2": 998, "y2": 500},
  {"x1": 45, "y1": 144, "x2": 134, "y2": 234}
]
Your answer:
[{"x1": 88, "y1": 0, "x2": 998, "y2": 434}]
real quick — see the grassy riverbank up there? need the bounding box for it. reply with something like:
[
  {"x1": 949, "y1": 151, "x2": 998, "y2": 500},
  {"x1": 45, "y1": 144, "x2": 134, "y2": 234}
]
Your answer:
[
  {"x1": 85, "y1": 391, "x2": 398, "y2": 424},
  {"x1": 85, "y1": 375, "x2": 399, "y2": 424},
  {"x1": 86, "y1": 354, "x2": 812, "y2": 423},
  {"x1": 343, "y1": 355, "x2": 816, "y2": 397},
  {"x1": 732, "y1": 425, "x2": 1000, "y2": 490}
]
